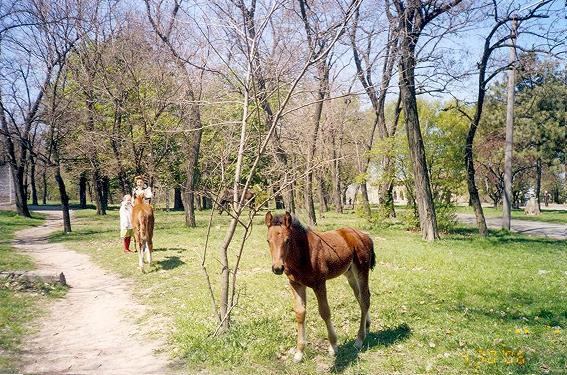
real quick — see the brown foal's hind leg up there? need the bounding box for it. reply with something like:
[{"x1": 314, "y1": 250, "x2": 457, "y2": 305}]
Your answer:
[
  {"x1": 146, "y1": 240, "x2": 153, "y2": 267},
  {"x1": 314, "y1": 282, "x2": 338, "y2": 356},
  {"x1": 345, "y1": 265, "x2": 361, "y2": 304},
  {"x1": 289, "y1": 280, "x2": 307, "y2": 363},
  {"x1": 346, "y1": 263, "x2": 370, "y2": 349}
]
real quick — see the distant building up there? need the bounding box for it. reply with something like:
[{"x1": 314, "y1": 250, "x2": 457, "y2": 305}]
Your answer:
[
  {"x1": 346, "y1": 183, "x2": 470, "y2": 206},
  {"x1": 345, "y1": 183, "x2": 409, "y2": 205},
  {"x1": 0, "y1": 161, "x2": 16, "y2": 209}
]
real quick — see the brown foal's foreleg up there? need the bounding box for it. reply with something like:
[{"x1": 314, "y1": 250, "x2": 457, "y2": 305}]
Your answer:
[
  {"x1": 314, "y1": 282, "x2": 338, "y2": 356},
  {"x1": 289, "y1": 280, "x2": 307, "y2": 362},
  {"x1": 345, "y1": 264, "x2": 370, "y2": 349}
]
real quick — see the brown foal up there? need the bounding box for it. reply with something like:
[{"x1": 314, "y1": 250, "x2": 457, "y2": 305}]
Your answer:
[
  {"x1": 132, "y1": 193, "x2": 155, "y2": 272},
  {"x1": 265, "y1": 211, "x2": 375, "y2": 362}
]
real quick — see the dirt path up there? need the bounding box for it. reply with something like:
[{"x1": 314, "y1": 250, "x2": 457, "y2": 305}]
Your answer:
[
  {"x1": 457, "y1": 213, "x2": 566, "y2": 240},
  {"x1": 15, "y1": 210, "x2": 176, "y2": 374}
]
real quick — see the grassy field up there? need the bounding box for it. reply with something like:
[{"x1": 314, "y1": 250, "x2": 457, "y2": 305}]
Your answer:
[
  {"x1": 454, "y1": 205, "x2": 567, "y2": 225},
  {"x1": 48, "y1": 208, "x2": 566, "y2": 374},
  {"x1": 0, "y1": 211, "x2": 45, "y2": 371}
]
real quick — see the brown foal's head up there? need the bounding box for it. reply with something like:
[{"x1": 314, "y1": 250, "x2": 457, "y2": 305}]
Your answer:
[
  {"x1": 134, "y1": 193, "x2": 145, "y2": 205},
  {"x1": 265, "y1": 211, "x2": 292, "y2": 275}
]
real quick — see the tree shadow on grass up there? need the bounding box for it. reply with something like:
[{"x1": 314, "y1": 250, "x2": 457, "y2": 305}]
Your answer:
[
  {"x1": 48, "y1": 227, "x2": 116, "y2": 243},
  {"x1": 156, "y1": 255, "x2": 185, "y2": 270},
  {"x1": 447, "y1": 227, "x2": 563, "y2": 247},
  {"x1": 331, "y1": 323, "x2": 411, "y2": 373},
  {"x1": 451, "y1": 297, "x2": 567, "y2": 328},
  {"x1": 152, "y1": 247, "x2": 185, "y2": 253}
]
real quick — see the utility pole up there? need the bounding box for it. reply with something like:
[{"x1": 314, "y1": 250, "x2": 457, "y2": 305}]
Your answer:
[{"x1": 502, "y1": 17, "x2": 517, "y2": 230}]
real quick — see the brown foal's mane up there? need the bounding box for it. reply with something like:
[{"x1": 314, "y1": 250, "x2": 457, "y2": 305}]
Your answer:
[
  {"x1": 269, "y1": 214, "x2": 307, "y2": 233},
  {"x1": 134, "y1": 194, "x2": 144, "y2": 205}
]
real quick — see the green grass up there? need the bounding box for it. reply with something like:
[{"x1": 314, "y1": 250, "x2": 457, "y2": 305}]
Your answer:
[
  {"x1": 0, "y1": 211, "x2": 44, "y2": 271},
  {"x1": 455, "y1": 205, "x2": 567, "y2": 225},
  {"x1": 49, "y1": 208, "x2": 566, "y2": 374},
  {"x1": 0, "y1": 210, "x2": 45, "y2": 372}
]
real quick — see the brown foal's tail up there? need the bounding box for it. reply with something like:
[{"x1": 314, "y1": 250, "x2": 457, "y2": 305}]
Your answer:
[{"x1": 369, "y1": 238, "x2": 376, "y2": 270}]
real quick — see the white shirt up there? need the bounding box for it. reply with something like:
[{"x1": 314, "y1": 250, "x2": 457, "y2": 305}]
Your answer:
[
  {"x1": 133, "y1": 186, "x2": 153, "y2": 203},
  {"x1": 119, "y1": 201, "x2": 133, "y2": 230}
]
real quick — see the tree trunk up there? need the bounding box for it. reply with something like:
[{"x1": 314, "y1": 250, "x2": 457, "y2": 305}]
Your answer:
[
  {"x1": 204, "y1": 196, "x2": 212, "y2": 210},
  {"x1": 304, "y1": 60, "x2": 330, "y2": 227},
  {"x1": 378, "y1": 179, "x2": 395, "y2": 217},
  {"x1": 304, "y1": 169, "x2": 317, "y2": 226},
  {"x1": 331, "y1": 150, "x2": 343, "y2": 213},
  {"x1": 0, "y1": 113, "x2": 31, "y2": 217},
  {"x1": 398, "y1": 38, "x2": 438, "y2": 241},
  {"x1": 54, "y1": 163, "x2": 71, "y2": 233},
  {"x1": 183, "y1": 167, "x2": 198, "y2": 227},
  {"x1": 91, "y1": 171, "x2": 106, "y2": 215},
  {"x1": 219, "y1": 216, "x2": 236, "y2": 332},
  {"x1": 79, "y1": 173, "x2": 87, "y2": 209},
  {"x1": 11, "y1": 165, "x2": 31, "y2": 217},
  {"x1": 379, "y1": 155, "x2": 396, "y2": 217},
  {"x1": 502, "y1": 20, "x2": 517, "y2": 231},
  {"x1": 174, "y1": 187, "x2": 184, "y2": 210},
  {"x1": 359, "y1": 183, "x2": 372, "y2": 216},
  {"x1": 465, "y1": 144, "x2": 488, "y2": 236},
  {"x1": 182, "y1": 85, "x2": 203, "y2": 228},
  {"x1": 535, "y1": 157, "x2": 542, "y2": 210},
  {"x1": 316, "y1": 174, "x2": 328, "y2": 216},
  {"x1": 29, "y1": 154, "x2": 38, "y2": 206},
  {"x1": 41, "y1": 162, "x2": 48, "y2": 205},
  {"x1": 196, "y1": 194, "x2": 203, "y2": 210},
  {"x1": 183, "y1": 185, "x2": 196, "y2": 226},
  {"x1": 101, "y1": 176, "x2": 110, "y2": 212},
  {"x1": 282, "y1": 173, "x2": 295, "y2": 214}
]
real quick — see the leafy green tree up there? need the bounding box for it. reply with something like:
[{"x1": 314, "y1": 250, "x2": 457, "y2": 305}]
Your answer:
[
  {"x1": 393, "y1": 99, "x2": 468, "y2": 231},
  {"x1": 476, "y1": 56, "x2": 566, "y2": 209},
  {"x1": 515, "y1": 54, "x2": 566, "y2": 208}
]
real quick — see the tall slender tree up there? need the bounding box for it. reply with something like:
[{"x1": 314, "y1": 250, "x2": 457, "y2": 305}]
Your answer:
[{"x1": 386, "y1": 0, "x2": 463, "y2": 241}]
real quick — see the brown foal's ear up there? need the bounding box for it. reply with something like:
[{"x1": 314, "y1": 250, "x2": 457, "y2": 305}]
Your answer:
[
  {"x1": 283, "y1": 211, "x2": 292, "y2": 228},
  {"x1": 265, "y1": 211, "x2": 273, "y2": 227}
]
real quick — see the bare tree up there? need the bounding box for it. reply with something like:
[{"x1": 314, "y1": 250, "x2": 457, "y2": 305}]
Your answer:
[
  {"x1": 298, "y1": 0, "x2": 345, "y2": 227},
  {"x1": 386, "y1": 0, "x2": 463, "y2": 241},
  {"x1": 144, "y1": 0, "x2": 206, "y2": 228},
  {"x1": 236, "y1": 0, "x2": 297, "y2": 214},
  {"x1": 193, "y1": 0, "x2": 361, "y2": 333},
  {"x1": 452, "y1": 0, "x2": 558, "y2": 235},
  {"x1": 350, "y1": 2, "x2": 399, "y2": 218},
  {"x1": 0, "y1": 0, "x2": 76, "y2": 217}
]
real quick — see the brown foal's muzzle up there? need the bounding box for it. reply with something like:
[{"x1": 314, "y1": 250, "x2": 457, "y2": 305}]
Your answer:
[{"x1": 272, "y1": 264, "x2": 284, "y2": 275}]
